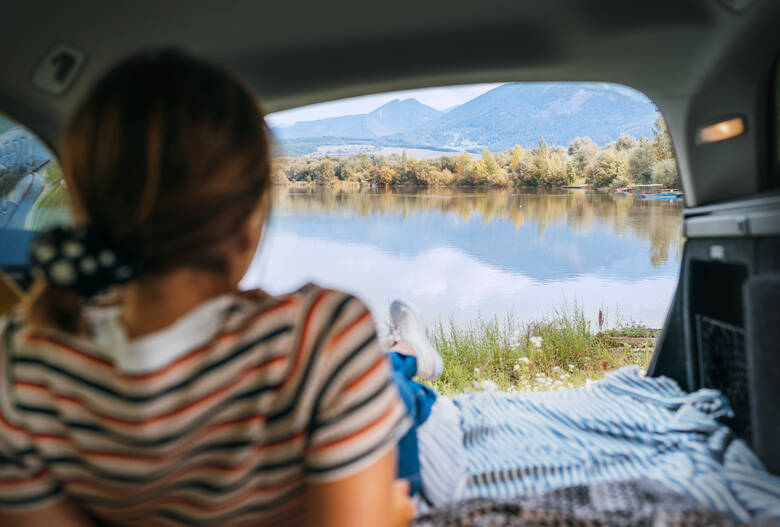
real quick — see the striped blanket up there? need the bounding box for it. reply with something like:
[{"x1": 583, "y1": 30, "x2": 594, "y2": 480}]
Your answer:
[{"x1": 452, "y1": 366, "x2": 780, "y2": 523}]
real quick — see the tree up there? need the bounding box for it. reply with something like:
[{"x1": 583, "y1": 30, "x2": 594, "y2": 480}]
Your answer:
[
  {"x1": 401, "y1": 150, "x2": 408, "y2": 173},
  {"x1": 652, "y1": 116, "x2": 674, "y2": 161},
  {"x1": 526, "y1": 138, "x2": 571, "y2": 187},
  {"x1": 510, "y1": 145, "x2": 525, "y2": 173},
  {"x1": 587, "y1": 152, "x2": 626, "y2": 188},
  {"x1": 470, "y1": 159, "x2": 488, "y2": 185},
  {"x1": 616, "y1": 134, "x2": 637, "y2": 152},
  {"x1": 651, "y1": 158, "x2": 680, "y2": 189},
  {"x1": 377, "y1": 166, "x2": 396, "y2": 187},
  {"x1": 470, "y1": 148, "x2": 510, "y2": 186},
  {"x1": 455, "y1": 152, "x2": 472, "y2": 183},
  {"x1": 567, "y1": 136, "x2": 598, "y2": 174},
  {"x1": 627, "y1": 138, "x2": 654, "y2": 184},
  {"x1": 316, "y1": 158, "x2": 335, "y2": 183}
]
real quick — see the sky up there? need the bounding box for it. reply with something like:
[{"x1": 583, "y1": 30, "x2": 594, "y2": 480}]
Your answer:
[{"x1": 266, "y1": 83, "x2": 504, "y2": 127}]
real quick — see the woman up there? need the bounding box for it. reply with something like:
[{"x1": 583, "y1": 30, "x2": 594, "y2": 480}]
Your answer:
[{"x1": 0, "y1": 51, "x2": 415, "y2": 526}]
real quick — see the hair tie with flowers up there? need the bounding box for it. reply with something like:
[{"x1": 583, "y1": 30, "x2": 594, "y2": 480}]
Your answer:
[{"x1": 28, "y1": 226, "x2": 139, "y2": 299}]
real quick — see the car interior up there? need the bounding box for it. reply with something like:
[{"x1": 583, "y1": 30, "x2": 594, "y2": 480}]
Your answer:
[{"x1": 1, "y1": 0, "x2": 779, "y2": 520}]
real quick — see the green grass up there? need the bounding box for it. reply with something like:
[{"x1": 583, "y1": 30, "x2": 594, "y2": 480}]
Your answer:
[{"x1": 424, "y1": 302, "x2": 655, "y2": 396}]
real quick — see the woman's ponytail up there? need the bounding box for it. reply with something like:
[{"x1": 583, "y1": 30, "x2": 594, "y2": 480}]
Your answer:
[{"x1": 23, "y1": 226, "x2": 139, "y2": 333}]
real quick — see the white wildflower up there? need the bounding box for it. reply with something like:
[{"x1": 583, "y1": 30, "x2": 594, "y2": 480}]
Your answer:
[
  {"x1": 568, "y1": 364, "x2": 575, "y2": 370},
  {"x1": 475, "y1": 379, "x2": 499, "y2": 391},
  {"x1": 552, "y1": 366, "x2": 561, "y2": 371},
  {"x1": 517, "y1": 357, "x2": 530, "y2": 364},
  {"x1": 513, "y1": 364, "x2": 521, "y2": 372},
  {"x1": 473, "y1": 367, "x2": 480, "y2": 375},
  {"x1": 530, "y1": 336, "x2": 543, "y2": 349}
]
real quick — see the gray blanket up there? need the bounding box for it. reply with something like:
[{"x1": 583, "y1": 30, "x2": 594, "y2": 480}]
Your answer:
[{"x1": 413, "y1": 479, "x2": 780, "y2": 527}]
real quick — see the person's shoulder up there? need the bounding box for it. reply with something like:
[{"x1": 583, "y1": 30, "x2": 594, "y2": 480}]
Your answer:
[
  {"x1": 232, "y1": 283, "x2": 373, "y2": 340},
  {"x1": 0, "y1": 308, "x2": 113, "y2": 372},
  {"x1": 236, "y1": 283, "x2": 368, "y2": 316}
]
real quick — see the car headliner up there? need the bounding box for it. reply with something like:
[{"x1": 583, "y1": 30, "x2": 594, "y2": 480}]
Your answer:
[{"x1": 0, "y1": 0, "x2": 778, "y2": 207}]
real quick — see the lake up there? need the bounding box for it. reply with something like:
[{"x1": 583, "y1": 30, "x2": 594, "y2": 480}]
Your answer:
[{"x1": 241, "y1": 188, "x2": 683, "y2": 332}]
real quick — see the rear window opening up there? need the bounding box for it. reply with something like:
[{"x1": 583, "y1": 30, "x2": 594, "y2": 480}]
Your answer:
[
  {"x1": 243, "y1": 81, "x2": 684, "y2": 394},
  {"x1": 1, "y1": 82, "x2": 683, "y2": 395}
]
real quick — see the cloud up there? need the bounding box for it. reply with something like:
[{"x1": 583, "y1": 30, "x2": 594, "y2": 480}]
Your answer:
[{"x1": 241, "y1": 231, "x2": 677, "y2": 329}]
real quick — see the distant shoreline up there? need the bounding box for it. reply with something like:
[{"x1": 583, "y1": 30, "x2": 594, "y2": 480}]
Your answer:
[
  {"x1": 277, "y1": 180, "x2": 678, "y2": 192},
  {"x1": 273, "y1": 124, "x2": 680, "y2": 191}
]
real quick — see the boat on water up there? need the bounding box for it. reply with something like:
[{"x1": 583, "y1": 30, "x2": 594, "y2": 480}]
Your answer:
[{"x1": 637, "y1": 192, "x2": 683, "y2": 200}]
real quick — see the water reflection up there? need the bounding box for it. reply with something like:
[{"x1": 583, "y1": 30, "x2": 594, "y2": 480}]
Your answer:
[{"x1": 242, "y1": 188, "x2": 683, "y2": 328}]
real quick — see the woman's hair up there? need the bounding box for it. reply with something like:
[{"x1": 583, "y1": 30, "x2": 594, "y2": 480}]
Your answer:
[{"x1": 25, "y1": 50, "x2": 272, "y2": 332}]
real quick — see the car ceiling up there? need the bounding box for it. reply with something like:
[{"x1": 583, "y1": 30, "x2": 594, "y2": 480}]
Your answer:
[{"x1": 1, "y1": 0, "x2": 779, "y2": 207}]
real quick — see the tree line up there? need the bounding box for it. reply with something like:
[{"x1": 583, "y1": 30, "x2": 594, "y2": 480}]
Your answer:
[{"x1": 273, "y1": 117, "x2": 680, "y2": 190}]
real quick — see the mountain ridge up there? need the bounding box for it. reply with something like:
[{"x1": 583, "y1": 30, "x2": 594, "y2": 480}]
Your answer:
[
  {"x1": 274, "y1": 98, "x2": 441, "y2": 140},
  {"x1": 271, "y1": 83, "x2": 660, "y2": 156}
]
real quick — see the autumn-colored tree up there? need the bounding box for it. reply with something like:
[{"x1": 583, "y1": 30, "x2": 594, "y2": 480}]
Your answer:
[
  {"x1": 454, "y1": 151, "x2": 472, "y2": 183},
  {"x1": 510, "y1": 145, "x2": 525, "y2": 173},
  {"x1": 377, "y1": 166, "x2": 396, "y2": 187},
  {"x1": 652, "y1": 116, "x2": 674, "y2": 162}
]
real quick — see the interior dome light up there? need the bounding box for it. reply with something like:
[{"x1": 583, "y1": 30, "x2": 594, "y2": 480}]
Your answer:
[{"x1": 697, "y1": 117, "x2": 745, "y2": 144}]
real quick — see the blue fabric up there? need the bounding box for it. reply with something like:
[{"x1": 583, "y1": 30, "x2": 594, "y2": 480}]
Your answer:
[
  {"x1": 455, "y1": 366, "x2": 780, "y2": 523},
  {"x1": 388, "y1": 352, "x2": 437, "y2": 496}
]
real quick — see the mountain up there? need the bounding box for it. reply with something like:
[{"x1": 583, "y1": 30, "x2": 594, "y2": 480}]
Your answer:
[
  {"x1": 391, "y1": 83, "x2": 659, "y2": 152},
  {"x1": 273, "y1": 83, "x2": 661, "y2": 156},
  {"x1": 273, "y1": 98, "x2": 441, "y2": 140}
]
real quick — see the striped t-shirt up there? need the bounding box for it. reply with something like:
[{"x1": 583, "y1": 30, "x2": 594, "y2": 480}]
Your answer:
[{"x1": 0, "y1": 284, "x2": 410, "y2": 526}]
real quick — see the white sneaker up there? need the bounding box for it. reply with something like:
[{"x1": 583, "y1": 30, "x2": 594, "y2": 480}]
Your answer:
[{"x1": 390, "y1": 300, "x2": 443, "y2": 380}]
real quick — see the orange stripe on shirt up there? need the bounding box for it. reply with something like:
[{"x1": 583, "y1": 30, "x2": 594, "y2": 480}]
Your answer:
[
  {"x1": 325, "y1": 309, "x2": 372, "y2": 355},
  {"x1": 23, "y1": 334, "x2": 113, "y2": 368},
  {"x1": 278, "y1": 290, "x2": 332, "y2": 392},
  {"x1": 344, "y1": 355, "x2": 388, "y2": 394},
  {"x1": 309, "y1": 398, "x2": 401, "y2": 453}
]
